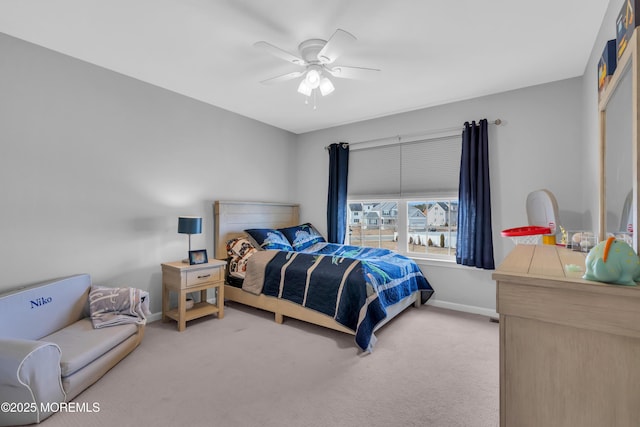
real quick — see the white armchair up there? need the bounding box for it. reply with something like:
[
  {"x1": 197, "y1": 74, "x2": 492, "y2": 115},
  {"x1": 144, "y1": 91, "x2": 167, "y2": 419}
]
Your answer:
[
  {"x1": 0, "y1": 339, "x2": 65, "y2": 425},
  {"x1": 0, "y1": 275, "x2": 145, "y2": 425}
]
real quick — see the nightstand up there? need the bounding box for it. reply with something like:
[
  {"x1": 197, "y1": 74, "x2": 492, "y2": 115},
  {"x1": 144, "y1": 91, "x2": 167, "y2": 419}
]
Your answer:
[{"x1": 161, "y1": 258, "x2": 226, "y2": 331}]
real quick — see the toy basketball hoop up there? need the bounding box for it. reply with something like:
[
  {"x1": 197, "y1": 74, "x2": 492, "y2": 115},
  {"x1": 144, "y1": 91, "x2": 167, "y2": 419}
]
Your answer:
[{"x1": 501, "y1": 226, "x2": 552, "y2": 245}]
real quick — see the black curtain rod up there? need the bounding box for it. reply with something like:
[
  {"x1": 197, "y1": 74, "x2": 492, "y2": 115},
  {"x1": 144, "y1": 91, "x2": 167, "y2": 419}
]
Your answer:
[{"x1": 325, "y1": 119, "x2": 501, "y2": 150}]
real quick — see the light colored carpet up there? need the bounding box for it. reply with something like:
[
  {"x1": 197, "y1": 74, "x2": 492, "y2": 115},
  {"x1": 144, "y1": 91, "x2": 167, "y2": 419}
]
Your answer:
[{"x1": 42, "y1": 304, "x2": 499, "y2": 427}]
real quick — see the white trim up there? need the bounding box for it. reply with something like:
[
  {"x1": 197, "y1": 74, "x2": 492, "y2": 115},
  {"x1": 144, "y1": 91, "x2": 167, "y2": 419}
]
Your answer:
[
  {"x1": 413, "y1": 258, "x2": 465, "y2": 269},
  {"x1": 147, "y1": 312, "x2": 163, "y2": 323},
  {"x1": 426, "y1": 299, "x2": 497, "y2": 319}
]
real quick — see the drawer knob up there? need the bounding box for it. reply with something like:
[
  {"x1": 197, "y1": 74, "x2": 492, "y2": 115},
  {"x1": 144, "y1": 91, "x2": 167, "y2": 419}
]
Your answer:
[{"x1": 197, "y1": 274, "x2": 211, "y2": 279}]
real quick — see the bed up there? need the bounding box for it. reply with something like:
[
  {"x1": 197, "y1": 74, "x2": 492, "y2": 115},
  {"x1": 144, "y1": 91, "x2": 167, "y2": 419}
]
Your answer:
[{"x1": 213, "y1": 200, "x2": 433, "y2": 351}]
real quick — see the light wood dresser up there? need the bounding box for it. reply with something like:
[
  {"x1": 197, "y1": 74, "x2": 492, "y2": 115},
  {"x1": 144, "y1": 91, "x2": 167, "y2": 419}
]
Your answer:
[{"x1": 493, "y1": 244, "x2": 640, "y2": 427}]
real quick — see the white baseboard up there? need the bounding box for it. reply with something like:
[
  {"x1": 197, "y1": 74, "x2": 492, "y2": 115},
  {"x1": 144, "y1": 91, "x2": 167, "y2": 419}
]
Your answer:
[
  {"x1": 426, "y1": 300, "x2": 497, "y2": 319},
  {"x1": 147, "y1": 312, "x2": 163, "y2": 323}
]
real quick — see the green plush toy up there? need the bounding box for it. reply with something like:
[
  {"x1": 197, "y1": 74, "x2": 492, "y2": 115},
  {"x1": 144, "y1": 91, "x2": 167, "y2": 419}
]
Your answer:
[{"x1": 583, "y1": 236, "x2": 640, "y2": 286}]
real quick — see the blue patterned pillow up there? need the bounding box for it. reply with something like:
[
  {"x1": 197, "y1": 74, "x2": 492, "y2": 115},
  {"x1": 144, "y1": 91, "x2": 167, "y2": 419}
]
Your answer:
[
  {"x1": 244, "y1": 228, "x2": 293, "y2": 251},
  {"x1": 279, "y1": 223, "x2": 326, "y2": 251}
]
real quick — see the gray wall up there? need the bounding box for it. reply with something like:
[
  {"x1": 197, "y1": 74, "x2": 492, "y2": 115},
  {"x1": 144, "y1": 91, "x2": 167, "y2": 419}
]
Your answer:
[
  {"x1": 1, "y1": 0, "x2": 619, "y2": 317},
  {"x1": 0, "y1": 33, "x2": 296, "y2": 313},
  {"x1": 293, "y1": 0, "x2": 628, "y2": 316},
  {"x1": 295, "y1": 78, "x2": 585, "y2": 316}
]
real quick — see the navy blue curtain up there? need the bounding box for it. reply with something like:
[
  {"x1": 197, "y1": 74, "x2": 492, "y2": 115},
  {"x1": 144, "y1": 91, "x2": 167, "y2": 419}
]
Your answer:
[
  {"x1": 456, "y1": 120, "x2": 495, "y2": 269},
  {"x1": 327, "y1": 143, "x2": 349, "y2": 243}
]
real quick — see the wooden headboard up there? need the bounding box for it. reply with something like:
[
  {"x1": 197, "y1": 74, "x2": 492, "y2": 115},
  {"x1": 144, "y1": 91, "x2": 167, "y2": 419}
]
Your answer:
[{"x1": 213, "y1": 200, "x2": 300, "y2": 259}]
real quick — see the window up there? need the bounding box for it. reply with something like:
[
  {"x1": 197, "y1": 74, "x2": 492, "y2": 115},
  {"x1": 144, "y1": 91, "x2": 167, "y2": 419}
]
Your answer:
[
  {"x1": 406, "y1": 199, "x2": 457, "y2": 258},
  {"x1": 346, "y1": 133, "x2": 461, "y2": 261},
  {"x1": 348, "y1": 201, "x2": 398, "y2": 251},
  {"x1": 347, "y1": 198, "x2": 457, "y2": 259}
]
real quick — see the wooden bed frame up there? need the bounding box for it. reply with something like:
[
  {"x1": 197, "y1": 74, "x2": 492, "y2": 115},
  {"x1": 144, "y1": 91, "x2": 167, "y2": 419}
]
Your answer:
[{"x1": 213, "y1": 200, "x2": 420, "y2": 337}]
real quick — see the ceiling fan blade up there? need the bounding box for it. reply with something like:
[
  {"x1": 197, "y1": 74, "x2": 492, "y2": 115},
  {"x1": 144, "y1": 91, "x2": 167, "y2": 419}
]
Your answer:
[
  {"x1": 254, "y1": 41, "x2": 306, "y2": 66},
  {"x1": 259, "y1": 71, "x2": 304, "y2": 85},
  {"x1": 326, "y1": 65, "x2": 381, "y2": 80},
  {"x1": 317, "y1": 29, "x2": 357, "y2": 64}
]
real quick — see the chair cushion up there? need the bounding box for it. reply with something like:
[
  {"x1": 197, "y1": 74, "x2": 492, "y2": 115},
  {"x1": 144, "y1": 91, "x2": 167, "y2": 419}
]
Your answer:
[{"x1": 42, "y1": 318, "x2": 137, "y2": 378}]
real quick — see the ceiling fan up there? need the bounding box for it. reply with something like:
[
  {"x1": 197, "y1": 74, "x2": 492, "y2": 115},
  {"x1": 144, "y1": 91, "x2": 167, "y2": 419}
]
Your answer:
[{"x1": 254, "y1": 29, "x2": 380, "y2": 104}]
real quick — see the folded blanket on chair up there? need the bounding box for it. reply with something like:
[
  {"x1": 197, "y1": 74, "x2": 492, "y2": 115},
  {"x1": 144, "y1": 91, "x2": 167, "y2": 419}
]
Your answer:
[{"x1": 89, "y1": 286, "x2": 151, "y2": 329}]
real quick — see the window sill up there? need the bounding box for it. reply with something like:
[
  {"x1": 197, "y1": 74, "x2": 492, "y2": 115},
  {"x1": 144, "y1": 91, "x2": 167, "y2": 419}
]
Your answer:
[{"x1": 409, "y1": 256, "x2": 464, "y2": 269}]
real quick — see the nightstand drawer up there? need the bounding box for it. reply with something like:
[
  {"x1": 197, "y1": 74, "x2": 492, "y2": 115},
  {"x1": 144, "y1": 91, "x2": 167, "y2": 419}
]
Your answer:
[{"x1": 185, "y1": 267, "x2": 221, "y2": 288}]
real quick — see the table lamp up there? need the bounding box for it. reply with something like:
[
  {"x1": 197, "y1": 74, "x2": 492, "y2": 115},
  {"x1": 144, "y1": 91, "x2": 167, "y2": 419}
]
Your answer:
[{"x1": 178, "y1": 216, "x2": 202, "y2": 263}]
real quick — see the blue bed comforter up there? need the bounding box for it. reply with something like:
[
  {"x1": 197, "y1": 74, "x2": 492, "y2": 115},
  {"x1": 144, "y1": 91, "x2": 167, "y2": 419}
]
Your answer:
[{"x1": 257, "y1": 243, "x2": 433, "y2": 351}]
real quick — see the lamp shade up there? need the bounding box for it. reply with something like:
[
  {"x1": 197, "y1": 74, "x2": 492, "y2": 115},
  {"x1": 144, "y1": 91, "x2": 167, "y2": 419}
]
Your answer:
[{"x1": 178, "y1": 216, "x2": 202, "y2": 234}]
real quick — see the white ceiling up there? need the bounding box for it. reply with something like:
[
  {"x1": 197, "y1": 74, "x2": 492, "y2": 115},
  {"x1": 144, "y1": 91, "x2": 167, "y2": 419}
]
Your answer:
[{"x1": 0, "y1": 0, "x2": 610, "y2": 134}]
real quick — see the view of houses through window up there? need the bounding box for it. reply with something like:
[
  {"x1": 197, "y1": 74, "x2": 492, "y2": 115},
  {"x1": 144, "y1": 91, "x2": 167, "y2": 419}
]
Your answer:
[{"x1": 346, "y1": 199, "x2": 458, "y2": 259}]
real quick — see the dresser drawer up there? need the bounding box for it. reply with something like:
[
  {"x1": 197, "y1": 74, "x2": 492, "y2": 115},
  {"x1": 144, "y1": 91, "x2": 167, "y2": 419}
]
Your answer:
[{"x1": 185, "y1": 266, "x2": 222, "y2": 288}]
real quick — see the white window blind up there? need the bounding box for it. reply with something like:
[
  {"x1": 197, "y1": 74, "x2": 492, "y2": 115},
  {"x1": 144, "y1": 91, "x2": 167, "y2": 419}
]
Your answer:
[
  {"x1": 348, "y1": 135, "x2": 461, "y2": 198},
  {"x1": 348, "y1": 145, "x2": 401, "y2": 197}
]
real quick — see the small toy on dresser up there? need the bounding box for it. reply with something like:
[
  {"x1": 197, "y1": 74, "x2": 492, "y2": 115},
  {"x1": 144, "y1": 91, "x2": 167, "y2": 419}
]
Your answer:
[{"x1": 583, "y1": 236, "x2": 640, "y2": 286}]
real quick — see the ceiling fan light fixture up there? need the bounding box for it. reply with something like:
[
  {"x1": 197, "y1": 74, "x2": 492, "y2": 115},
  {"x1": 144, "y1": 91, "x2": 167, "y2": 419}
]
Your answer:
[
  {"x1": 255, "y1": 29, "x2": 381, "y2": 106},
  {"x1": 297, "y1": 80, "x2": 312, "y2": 96},
  {"x1": 319, "y1": 77, "x2": 335, "y2": 96},
  {"x1": 305, "y1": 68, "x2": 321, "y2": 89}
]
